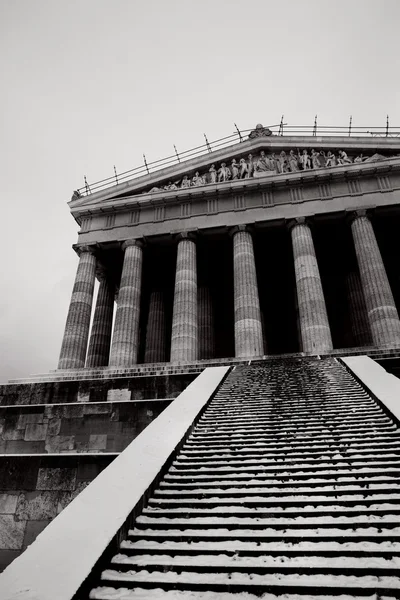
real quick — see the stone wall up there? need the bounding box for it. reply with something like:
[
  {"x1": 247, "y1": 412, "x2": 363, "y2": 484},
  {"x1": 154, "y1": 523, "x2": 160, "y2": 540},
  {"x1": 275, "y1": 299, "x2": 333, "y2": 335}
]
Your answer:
[
  {"x1": 0, "y1": 399, "x2": 170, "y2": 454},
  {"x1": 0, "y1": 372, "x2": 196, "y2": 572},
  {"x1": 0, "y1": 373, "x2": 194, "y2": 406},
  {"x1": 0, "y1": 455, "x2": 114, "y2": 570}
]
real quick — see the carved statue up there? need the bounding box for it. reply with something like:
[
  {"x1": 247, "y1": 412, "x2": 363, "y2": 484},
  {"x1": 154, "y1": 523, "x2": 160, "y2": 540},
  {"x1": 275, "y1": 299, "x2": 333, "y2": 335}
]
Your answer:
[
  {"x1": 71, "y1": 190, "x2": 82, "y2": 200},
  {"x1": 192, "y1": 171, "x2": 205, "y2": 186},
  {"x1": 277, "y1": 151, "x2": 288, "y2": 173},
  {"x1": 180, "y1": 175, "x2": 191, "y2": 188},
  {"x1": 325, "y1": 151, "x2": 337, "y2": 167},
  {"x1": 338, "y1": 150, "x2": 352, "y2": 165},
  {"x1": 231, "y1": 159, "x2": 239, "y2": 180},
  {"x1": 149, "y1": 186, "x2": 162, "y2": 193},
  {"x1": 299, "y1": 149, "x2": 311, "y2": 170},
  {"x1": 354, "y1": 154, "x2": 367, "y2": 163},
  {"x1": 239, "y1": 158, "x2": 248, "y2": 179},
  {"x1": 247, "y1": 154, "x2": 254, "y2": 177},
  {"x1": 288, "y1": 150, "x2": 299, "y2": 172},
  {"x1": 248, "y1": 123, "x2": 273, "y2": 139},
  {"x1": 209, "y1": 164, "x2": 217, "y2": 183},
  {"x1": 255, "y1": 151, "x2": 269, "y2": 172},
  {"x1": 218, "y1": 163, "x2": 231, "y2": 182},
  {"x1": 164, "y1": 181, "x2": 178, "y2": 191},
  {"x1": 311, "y1": 149, "x2": 321, "y2": 169}
]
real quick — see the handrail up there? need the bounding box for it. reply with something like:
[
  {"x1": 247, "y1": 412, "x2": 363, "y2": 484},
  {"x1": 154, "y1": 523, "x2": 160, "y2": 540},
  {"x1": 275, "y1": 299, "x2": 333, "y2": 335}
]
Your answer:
[{"x1": 75, "y1": 122, "x2": 400, "y2": 198}]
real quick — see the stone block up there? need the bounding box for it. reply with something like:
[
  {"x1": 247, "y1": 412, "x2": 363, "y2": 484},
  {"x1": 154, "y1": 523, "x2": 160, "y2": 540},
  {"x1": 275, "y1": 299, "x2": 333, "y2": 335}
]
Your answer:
[
  {"x1": 0, "y1": 458, "x2": 40, "y2": 491},
  {"x1": 15, "y1": 491, "x2": 58, "y2": 521},
  {"x1": 45, "y1": 435, "x2": 75, "y2": 453},
  {"x1": 2, "y1": 427, "x2": 24, "y2": 441},
  {"x1": 36, "y1": 467, "x2": 77, "y2": 491},
  {"x1": 88, "y1": 434, "x2": 107, "y2": 451},
  {"x1": 47, "y1": 418, "x2": 61, "y2": 436},
  {"x1": 17, "y1": 412, "x2": 44, "y2": 429},
  {"x1": 107, "y1": 388, "x2": 131, "y2": 402},
  {"x1": 84, "y1": 403, "x2": 111, "y2": 415},
  {"x1": 44, "y1": 405, "x2": 63, "y2": 419},
  {"x1": 0, "y1": 493, "x2": 19, "y2": 514},
  {"x1": 57, "y1": 481, "x2": 89, "y2": 513},
  {"x1": 6, "y1": 440, "x2": 46, "y2": 454},
  {"x1": 22, "y1": 519, "x2": 50, "y2": 548},
  {"x1": 0, "y1": 549, "x2": 20, "y2": 572},
  {"x1": 77, "y1": 391, "x2": 90, "y2": 403},
  {"x1": 24, "y1": 423, "x2": 48, "y2": 441},
  {"x1": 63, "y1": 405, "x2": 84, "y2": 419},
  {"x1": 0, "y1": 515, "x2": 26, "y2": 549}
]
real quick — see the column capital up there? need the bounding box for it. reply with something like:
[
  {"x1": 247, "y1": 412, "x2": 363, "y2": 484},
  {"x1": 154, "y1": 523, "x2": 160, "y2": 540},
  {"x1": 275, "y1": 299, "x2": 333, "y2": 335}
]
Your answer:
[
  {"x1": 286, "y1": 216, "x2": 311, "y2": 232},
  {"x1": 175, "y1": 231, "x2": 197, "y2": 243},
  {"x1": 121, "y1": 238, "x2": 145, "y2": 251},
  {"x1": 229, "y1": 224, "x2": 254, "y2": 237},
  {"x1": 346, "y1": 208, "x2": 372, "y2": 225},
  {"x1": 73, "y1": 244, "x2": 97, "y2": 257}
]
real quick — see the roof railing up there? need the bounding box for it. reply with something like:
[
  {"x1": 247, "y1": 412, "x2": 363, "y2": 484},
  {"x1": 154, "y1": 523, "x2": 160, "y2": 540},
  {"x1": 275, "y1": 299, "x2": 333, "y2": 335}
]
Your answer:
[{"x1": 75, "y1": 121, "x2": 400, "y2": 197}]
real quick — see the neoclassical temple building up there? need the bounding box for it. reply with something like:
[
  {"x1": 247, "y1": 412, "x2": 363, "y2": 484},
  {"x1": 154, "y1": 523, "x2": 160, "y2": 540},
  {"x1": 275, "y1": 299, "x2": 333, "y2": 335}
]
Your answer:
[
  {"x1": 3, "y1": 124, "x2": 400, "y2": 598},
  {"x1": 60, "y1": 124, "x2": 400, "y2": 368}
]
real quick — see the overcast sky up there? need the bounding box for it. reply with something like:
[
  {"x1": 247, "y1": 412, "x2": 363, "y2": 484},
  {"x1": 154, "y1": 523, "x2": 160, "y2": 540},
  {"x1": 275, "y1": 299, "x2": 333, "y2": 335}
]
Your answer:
[{"x1": 1, "y1": 0, "x2": 399, "y2": 380}]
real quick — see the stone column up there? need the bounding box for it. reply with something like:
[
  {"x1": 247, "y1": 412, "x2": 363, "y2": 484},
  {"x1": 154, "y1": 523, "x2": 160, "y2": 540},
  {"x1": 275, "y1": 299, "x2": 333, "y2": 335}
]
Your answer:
[
  {"x1": 290, "y1": 218, "x2": 333, "y2": 353},
  {"x1": 86, "y1": 269, "x2": 115, "y2": 367},
  {"x1": 232, "y1": 225, "x2": 264, "y2": 358},
  {"x1": 170, "y1": 233, "x2": 198, "y2": 362},
  {"x1": 144, "y1": 290, "x2": 167, "y2": 363},
  {"x1": 346, "y1": 271, "x2": 372, "y2": 347},
  {"x1": 198, "y1": 286, "x2": 215, "y2": 359},
  {"x1": 109, "y1": 239, "x2": 144, "y2": 366},
  {"x1": 350, "y1": 211, "x2": 400, "y2": 346},
  {"x1": 58, "y1": 246, "x2": 97, "y2": 369}
]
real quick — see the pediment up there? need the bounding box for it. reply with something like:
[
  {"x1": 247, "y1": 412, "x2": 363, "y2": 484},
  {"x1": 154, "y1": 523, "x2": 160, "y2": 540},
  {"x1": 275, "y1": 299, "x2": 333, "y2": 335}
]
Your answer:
[{"x1": 69, "y1": 133, "x2": 400, "y2": 217}]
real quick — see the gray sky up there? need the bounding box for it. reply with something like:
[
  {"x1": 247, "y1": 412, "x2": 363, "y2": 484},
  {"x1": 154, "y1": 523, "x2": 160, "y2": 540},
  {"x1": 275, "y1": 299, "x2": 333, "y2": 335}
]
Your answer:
[{"x1": 1, "y1": 0, "x2": 399, "y2": 380}]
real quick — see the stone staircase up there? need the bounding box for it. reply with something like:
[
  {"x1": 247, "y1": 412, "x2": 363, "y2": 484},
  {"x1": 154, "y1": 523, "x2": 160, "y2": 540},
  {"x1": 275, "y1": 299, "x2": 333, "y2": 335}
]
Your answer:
[{"x1": 88, "y1": 357, "x2": 400, "y2": 599}]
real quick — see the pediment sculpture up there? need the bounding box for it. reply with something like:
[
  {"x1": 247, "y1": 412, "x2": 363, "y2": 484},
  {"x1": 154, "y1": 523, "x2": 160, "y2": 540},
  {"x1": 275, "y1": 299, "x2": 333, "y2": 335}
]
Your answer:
[
  {"x1": 248, "y1": 123, "x2": 273, "y2": 139},
  {"x1": 143, "y1": 148, "x2": 395, "y2": 195}
]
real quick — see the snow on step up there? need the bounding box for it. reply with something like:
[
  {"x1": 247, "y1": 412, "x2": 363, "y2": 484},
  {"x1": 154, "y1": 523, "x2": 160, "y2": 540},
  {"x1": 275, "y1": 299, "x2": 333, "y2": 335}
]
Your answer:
[
  {"x1": 99, "y1": 569, "x2": 400, "y2": 590},
  {"x1": 120, "y1": 538, "x2": 400, "y2": 553},
  {"x1": 111, "y1": 552, "x2": 400, "y2": 570},
  {"x1": 89, "y1": 587, "x2": 393, "y2": 600}
]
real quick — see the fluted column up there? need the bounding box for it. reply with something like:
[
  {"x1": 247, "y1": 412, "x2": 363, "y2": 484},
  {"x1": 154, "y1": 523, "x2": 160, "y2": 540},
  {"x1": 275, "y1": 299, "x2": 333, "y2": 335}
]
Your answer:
[
  {"x1": 290, "y1": 218, "x2": 333, "y2": 353},
  {"x1": 198, "y1": 286, "x2": 215, "y2": 359},
  {"x1": 109, "y1": 239, "x2": 144, "y2": 366},
  {"x1": 346, "y1": 271, "x2": 372, "y2": 347},
  {"x1": 144, "y1": 290, "x2": 167, "y2": 363},
  {"x1": 232, "y1": 225, "x2": 264, "y2": 358},
  {"x1": 170, "y1": 233, "x2": 198, "y2": 362},
  {"x1": 350, "y1": 211, "x2": 400, "y2": 346},
  {"x1": 86, "y1": 269, "x2": 115, "y2": 367},
  {"x1": 58, "y1": 246, "x2": 97, "y2": 369}
]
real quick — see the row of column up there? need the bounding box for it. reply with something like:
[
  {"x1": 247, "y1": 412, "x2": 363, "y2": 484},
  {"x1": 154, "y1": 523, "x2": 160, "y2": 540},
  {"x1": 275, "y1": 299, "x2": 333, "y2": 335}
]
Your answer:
[{"x1": 58, "y1": 211, "x2": 400, "y2": 369}]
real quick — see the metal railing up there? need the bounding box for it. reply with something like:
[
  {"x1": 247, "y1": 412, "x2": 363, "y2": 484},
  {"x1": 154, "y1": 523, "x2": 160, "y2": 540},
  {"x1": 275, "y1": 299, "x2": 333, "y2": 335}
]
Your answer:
[{"x1": 75, "y1": 119, "x2": 400, "y2": 198}]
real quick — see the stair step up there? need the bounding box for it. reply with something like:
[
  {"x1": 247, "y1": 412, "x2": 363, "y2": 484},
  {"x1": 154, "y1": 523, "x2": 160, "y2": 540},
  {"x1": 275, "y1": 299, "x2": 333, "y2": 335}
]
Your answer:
[
  {"x1": 97, "y1": 569, "x2": 400, "y2": 593},
  {"x1": 160, "y1": 477, "x2": 400, "y2": 490},
  {"x1": 120, "y1": 538, "x2": 400, "y2": 555},
  {"x1": 110, "y1": 552, "x2": 400, "y2": 574},
  {"x1": 128, "y1": 527, "x2": 400, "y2": 541},
  {"x1": 135, "y1": 515, "x2": 400, "y2": 528},
  {"x1": 90, "y1": 588, "x2": 399, "y2": 600}
]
